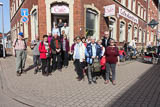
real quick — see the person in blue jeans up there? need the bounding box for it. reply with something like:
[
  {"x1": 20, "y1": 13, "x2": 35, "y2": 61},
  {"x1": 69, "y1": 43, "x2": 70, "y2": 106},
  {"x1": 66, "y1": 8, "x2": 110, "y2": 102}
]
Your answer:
[{"x1": 85, "y1": 36, "x2": 102, "y2": 84}]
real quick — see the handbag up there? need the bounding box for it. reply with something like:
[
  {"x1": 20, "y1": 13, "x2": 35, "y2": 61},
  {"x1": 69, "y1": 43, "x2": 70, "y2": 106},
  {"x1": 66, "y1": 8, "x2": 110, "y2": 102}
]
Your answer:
[{"x1": 92, "y1": 58, "x2": 101, "y2": 72}]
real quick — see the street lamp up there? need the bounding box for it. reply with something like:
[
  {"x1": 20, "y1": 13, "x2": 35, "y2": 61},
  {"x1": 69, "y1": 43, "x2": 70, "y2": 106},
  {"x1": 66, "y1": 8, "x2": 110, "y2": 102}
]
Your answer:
[{"x1": 0, "y1": 2, "x2": 5, "y2": 58}]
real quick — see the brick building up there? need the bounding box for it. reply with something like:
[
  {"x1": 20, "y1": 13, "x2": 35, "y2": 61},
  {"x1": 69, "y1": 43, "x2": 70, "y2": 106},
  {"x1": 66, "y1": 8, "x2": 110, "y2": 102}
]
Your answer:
[
  {"x1": 10, "y1": 0, "x2": 158, "y2": 47},
  {"x1": 147, "y1": 0, "x2": 158, "y2": 46}
]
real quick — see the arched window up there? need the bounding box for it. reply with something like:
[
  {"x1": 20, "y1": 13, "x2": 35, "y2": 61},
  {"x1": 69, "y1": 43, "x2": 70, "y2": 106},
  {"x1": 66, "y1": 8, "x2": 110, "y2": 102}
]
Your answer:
[
  {"x1": 138, "y1": 29, "x2": 142, "y2": 43},
  {"x1": 86, "y1": 8, "x2": 98, "y2": 38},
  {"x1": 134, "y1": 27, "x2": 138, "y2": 39},
  {"x1": 128, "y1": 24, "x2": 132, "y2": 42},
  {"x1": 119, "y1": 21, "x2": 126, "y2": 42},
  {"x1": 109, "y1": 17, "x2": 117, "y2": 41}
]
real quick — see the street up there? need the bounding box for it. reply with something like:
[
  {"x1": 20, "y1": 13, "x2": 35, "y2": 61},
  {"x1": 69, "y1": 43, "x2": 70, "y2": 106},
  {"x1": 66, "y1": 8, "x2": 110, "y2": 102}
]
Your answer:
[{"x1": 0, "y1": 56, "x2": 160, "y2": 107}]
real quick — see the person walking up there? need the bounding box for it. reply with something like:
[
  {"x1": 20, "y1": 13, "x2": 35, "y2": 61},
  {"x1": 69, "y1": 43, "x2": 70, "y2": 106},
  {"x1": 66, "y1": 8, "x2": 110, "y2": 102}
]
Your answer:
[
  {"x1": 13, "y1": 32, "x2": 27, "y2": 76},
  {"x1": 30, "y1": 35, "x2": 41, "y2": 74},
  {"x1": 104, "y1": 39, "x2": 120, "y2": 85},
  {"x1": 85, "y1": 37, "x2": 101, "y2": 84},
  {"x1": 39, "y1": 35, "x2": 51, "y2": 76},
  {"x1": 61, "y1": 34, "x2": 70, "y2": 68},
  {"x1": 50, "y1": 33, "x2": 62, "y2": 72},
  {"x1": 73, "y1": 37, "x2": 86, "y2": 81}
]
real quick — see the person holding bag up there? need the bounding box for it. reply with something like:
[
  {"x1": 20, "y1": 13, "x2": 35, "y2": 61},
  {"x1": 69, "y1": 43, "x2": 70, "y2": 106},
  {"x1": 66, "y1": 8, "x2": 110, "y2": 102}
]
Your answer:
[{"x1": 104, "y1": 39, "x2": 120, "y2": 85}]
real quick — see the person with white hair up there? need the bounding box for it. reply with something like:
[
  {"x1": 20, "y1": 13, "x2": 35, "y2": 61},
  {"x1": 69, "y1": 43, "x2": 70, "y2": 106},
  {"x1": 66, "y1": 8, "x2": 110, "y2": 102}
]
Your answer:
[{"x1": 85, "y1": 36, "x2": 102, "y2": 84}]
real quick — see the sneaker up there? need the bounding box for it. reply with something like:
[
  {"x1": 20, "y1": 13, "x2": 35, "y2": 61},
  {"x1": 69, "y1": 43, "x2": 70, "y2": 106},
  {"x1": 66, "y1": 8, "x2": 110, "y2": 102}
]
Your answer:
[
  {"x1": 17, "y1": 72, "x2": 21, "y2": 76},
  {"x1": 112, "y1": 80, "x2": 116, "y2": 85},
  {"x1": 104, "y1": 80, "x2": 109, "y2": 84}
]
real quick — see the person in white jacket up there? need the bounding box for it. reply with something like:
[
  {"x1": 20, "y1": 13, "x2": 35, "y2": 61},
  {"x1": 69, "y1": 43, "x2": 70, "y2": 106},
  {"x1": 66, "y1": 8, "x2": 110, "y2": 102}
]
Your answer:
[
  {"x1": 128, "y1": 38, "x2": 137, "y2": 56},
  {"x1": 73, "y1": 36, "x2": 86, "y2": 81}
]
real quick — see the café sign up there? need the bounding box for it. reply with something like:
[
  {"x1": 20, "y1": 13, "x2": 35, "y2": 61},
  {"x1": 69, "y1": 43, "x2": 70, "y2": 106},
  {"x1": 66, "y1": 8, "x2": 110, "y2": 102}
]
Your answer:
[
  {"x1": 119, "y1": 7, "x2": 138, "y2": 24},
  {"x1": 104, "y1": 4, "x2": 115, "y2": 17},
  {"x1": 51, "y1": 5, "x2": 69, "y2": 14}
]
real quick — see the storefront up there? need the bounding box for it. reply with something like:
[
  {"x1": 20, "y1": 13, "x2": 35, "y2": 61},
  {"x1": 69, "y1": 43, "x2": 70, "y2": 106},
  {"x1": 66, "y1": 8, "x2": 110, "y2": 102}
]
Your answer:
[{"x1": 51, "y1": 4, "x2": 69, "y2": 28}]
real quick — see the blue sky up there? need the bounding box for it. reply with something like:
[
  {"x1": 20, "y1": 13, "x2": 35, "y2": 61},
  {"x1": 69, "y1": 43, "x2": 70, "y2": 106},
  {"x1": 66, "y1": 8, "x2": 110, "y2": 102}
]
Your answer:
[{"x1": 0, "y1": 0, "x2": 10, "y2": 33}]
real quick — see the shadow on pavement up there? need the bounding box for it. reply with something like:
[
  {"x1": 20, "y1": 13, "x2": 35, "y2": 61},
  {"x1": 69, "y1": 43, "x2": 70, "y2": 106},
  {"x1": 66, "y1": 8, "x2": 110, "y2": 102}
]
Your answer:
[
  {"x1": 106, "y1": 64, "x2": 160, "y2": 107},
  {"x1": 24, "y1": 65, "x2": 35, "y2": 73}
]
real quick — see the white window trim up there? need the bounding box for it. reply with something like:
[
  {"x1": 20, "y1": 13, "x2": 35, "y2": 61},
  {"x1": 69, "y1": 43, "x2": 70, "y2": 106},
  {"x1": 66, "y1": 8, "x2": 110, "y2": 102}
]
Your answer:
[
  {"x1": 84, "y1": 4, "x2": 100, "y2": 41},
  {"x1": 109, "y1": 16, "x2": 117, "y2": 41},
  {"x1": 128, "y1": 23, "x2": 133, "y2": 42},
  {"x1": 119, "y1": 19, "x2": 126, "y2": 42}
]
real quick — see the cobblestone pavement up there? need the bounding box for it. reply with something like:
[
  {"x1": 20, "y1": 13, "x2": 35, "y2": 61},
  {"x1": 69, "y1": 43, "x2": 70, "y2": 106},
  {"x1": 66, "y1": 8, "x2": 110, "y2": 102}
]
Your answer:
[{"x1": 0, "y1": 56, "x2": 159, "y2": 107}]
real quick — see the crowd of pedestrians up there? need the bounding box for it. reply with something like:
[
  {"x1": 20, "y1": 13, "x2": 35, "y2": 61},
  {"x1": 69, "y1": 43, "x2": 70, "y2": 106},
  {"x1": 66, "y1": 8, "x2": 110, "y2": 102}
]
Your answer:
[{"x1": 13, "y1": 20, "x2": 121, "y2": 85}]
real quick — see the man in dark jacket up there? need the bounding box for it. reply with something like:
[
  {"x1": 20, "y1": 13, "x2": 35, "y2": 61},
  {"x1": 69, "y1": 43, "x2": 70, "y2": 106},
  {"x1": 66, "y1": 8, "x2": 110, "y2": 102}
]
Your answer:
[
  {"x1": 102, "y1": 31, "x2": 111, "y2": 47},
  {"x1": 50, "y1": 33, "x2": 62, "y2": 72}
]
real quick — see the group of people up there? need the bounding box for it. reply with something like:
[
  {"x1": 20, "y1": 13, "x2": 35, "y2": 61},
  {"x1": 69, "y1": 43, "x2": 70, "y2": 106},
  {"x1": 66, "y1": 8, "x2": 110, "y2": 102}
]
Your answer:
[{"x1": 13, "y1": 20, "x2": 121, "y2": 85}]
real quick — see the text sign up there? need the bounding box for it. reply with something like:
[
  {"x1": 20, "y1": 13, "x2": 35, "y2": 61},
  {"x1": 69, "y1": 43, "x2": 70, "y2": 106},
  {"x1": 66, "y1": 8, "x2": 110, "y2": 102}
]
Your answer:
[
  {"x1": 51, "y1": 5, "x2": 69, "y2": 14},
  {"x1": 104, "y1": 4, "x2": 115, "y2": 17},
  {"x1": 21, "y1": 16, "x2": 29, "y2": 23},
  {"x1": 21, "y1": 8, "x2": 29, "y2": 16},
  {"x1": 119, "y1": 7, "x2": 138, "y2": 24}
]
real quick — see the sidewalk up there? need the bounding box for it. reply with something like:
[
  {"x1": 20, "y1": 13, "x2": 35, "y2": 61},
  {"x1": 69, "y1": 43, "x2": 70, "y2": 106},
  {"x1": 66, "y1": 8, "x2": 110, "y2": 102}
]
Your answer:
[{"x1": 0, "y1": 56, "x2": 158, "y2": 107}]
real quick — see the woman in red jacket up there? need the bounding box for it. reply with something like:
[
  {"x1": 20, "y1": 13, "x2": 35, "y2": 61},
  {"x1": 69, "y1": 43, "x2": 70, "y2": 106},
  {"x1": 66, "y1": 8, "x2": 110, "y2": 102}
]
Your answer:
[
  {"x1": 105, "y1": 39, "x2": 120, "y2": 85},
  {"x1": 39, "y1": 35, "x2": 51, "y2": 76}
]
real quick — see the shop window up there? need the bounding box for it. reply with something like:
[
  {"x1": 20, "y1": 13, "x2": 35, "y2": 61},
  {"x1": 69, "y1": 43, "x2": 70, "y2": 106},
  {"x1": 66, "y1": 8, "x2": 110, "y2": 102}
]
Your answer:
[
  {"x1": 138, "y1": 29, "x2": 142, "y2": 43},
  {"x1": 134, "y1": 27, "x2": 138, "y2": 39},
  {"x1": 121, "y1": 0, "x2": 126, "y2": 6},
  {"x1": 86, "y1": 9, "x2": 98, "y2": 37},
  {"x1": 119, "y1": 21, "x2": 126, "y2": 42},
  {"x1": 128, "y1": 0, "x2": 132, "y2": 10},
  {"x1": 109, "y1": 17, "x2": 117, "y2": 41},
  {"x1": 132, "y1": 0, "x2": 136, "y2": 13},
  {"x1": 128, "y1": 24, "x2": 132, "y2": 42}
]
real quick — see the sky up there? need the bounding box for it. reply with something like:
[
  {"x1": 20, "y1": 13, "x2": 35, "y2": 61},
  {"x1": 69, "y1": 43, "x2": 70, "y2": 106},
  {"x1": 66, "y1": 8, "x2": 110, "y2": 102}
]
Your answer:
[{"x1": 0, "y1": 0, "x2": 10, "y2": 33}]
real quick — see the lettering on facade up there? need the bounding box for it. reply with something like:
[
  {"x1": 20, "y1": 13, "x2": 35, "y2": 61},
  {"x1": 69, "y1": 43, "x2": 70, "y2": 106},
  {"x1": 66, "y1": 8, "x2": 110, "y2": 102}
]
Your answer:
[
  {"x1": 104, "y1": 4, "x2": 115, "y2": 17},
  {"x1": 119, "y1": 7, "x2": 138, "y2": 24},
  {"x1": 51, "y1": 5, "x2": 69, "y2": 14}
]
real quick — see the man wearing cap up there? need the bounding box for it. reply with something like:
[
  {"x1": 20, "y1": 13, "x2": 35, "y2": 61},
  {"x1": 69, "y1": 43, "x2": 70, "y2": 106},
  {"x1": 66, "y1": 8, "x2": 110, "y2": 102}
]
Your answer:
[
  {"x1": 13, "y1": 32, "x2": 27, "y2": 76},
  {"x1": 85, "y1": 36, "x2": 101, "y2": 84}
]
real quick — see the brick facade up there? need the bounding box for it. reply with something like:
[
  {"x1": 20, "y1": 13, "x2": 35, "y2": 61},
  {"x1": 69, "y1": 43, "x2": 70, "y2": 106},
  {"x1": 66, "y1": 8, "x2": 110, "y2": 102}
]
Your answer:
[{"x1": 10, "y1": 0, "x2": 158, "y2": 47}]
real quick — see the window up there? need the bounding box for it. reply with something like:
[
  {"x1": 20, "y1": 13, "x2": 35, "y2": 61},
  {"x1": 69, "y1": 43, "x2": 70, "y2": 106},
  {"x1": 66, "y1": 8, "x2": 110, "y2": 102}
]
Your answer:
[
  {"x1": 143, "y1": 31, "x2": 146, "y2": 44},
  {"x1": 141, "y1": 7, "x2": 143, "y2": 18},
  {"x1": 121, "y1": 0, "x2": 126, "y2": 6},
  {"x1": 132, "y1": 0, "x2": 136, "y2": 13},
  {"x1": 128, "y1": 24, "x2": 132, "y2": 42},
  {"x1": 31, "y1": 10, "x2": 38, "y2": 40},
  {"x1": 16, "y1": 0, "x2": 18, "y2": 10},
  {"x1": 147, "y1": 32, "x2": 149, "y2": 42},
  {"x1": 134, "y1": 27, "x2": 138, "y2": 39},
  {"x1": 24, "y1": 23, "x2": 28, "y2": 38},
  {"x1": 119, "y1": 21, "x2": 126, "y2": 42},
  {"x1": 144, "y1": 9, "x2": 146, "y2": 20},
  {"x1": 86, "y1": 9, "x2": 98, "y2": 38},
  {"x1": 109, "y1": 17, "x2": 117, "y2": 41},
  {"x1": 151, "y1": 32, "x2": 153, "y2": 42},
  {"x1": 138, "y1": 29, "x2": 142, "y2": 43},
  {"x1": 20, "y1": 22, "x2": 23, "y2": 32},
  {"x1": 138, "y1": 3, "x2": 141, "y2": 16},
  {"x1": 128, "y1": 0, "x2": 132, "y2": 10}
]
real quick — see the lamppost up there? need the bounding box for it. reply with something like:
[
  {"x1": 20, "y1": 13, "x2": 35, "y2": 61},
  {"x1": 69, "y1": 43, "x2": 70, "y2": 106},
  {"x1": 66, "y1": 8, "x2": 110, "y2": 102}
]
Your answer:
[{"x1": 0, "y1": 2, "x2": 5, "y2": 58}]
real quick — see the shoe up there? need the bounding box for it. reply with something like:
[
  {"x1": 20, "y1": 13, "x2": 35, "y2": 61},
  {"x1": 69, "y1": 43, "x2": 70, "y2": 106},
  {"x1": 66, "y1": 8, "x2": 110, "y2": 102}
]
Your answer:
[
  {"x1": 17, "y1": 72, "x2": 21, "y2": 76},
  {"x1": 58, "y1": 69, "x2": 62, "y2": 72},
  {"x1": 112, "y1": 80, "x2": 116, "y2": 85},
  {"x1": 78, "y1": 78, "x2": 83, "y2": 81},
  {"x1": 104, "y1": 80, "x2": 109, "y2": 84},
  {"x1": 93, "y1": 81, "x2": 97, "y2": 84},
  {"x1": 34, "y1": 69, "x2": 38, "y2": 74},
  {"x1": 88, "y1": 81, "x2": 92, "y2": 85}
]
